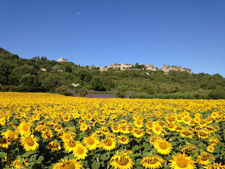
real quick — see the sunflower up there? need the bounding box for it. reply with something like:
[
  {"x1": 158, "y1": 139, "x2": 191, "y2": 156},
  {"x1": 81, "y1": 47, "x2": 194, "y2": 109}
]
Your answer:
[
  {"x1": 120, "y1": 125, "x2": 130, "y2": 134},
  {"x1": 41, "y1": 130, "x2": 53, "y2": 140},
  {"x1": 153, "y1": 139, "x2": 172, "y2": 155},
  {"x1": 176, "y1": 115, "x2": 183, "y2": 122},
  {"x1": 117, "y1": 136, "x2": 129, "y2": 145},
  {"x1": 196, "y1": 153, "x2": 215, "y2": 165},
  {"x1": 133, "y1": 128, "x2": 144, "y2": 138},
  {"x1": 0, "y1": 136, "x2": 10, "y2": 149},
  {"x1": 211, "y1": 112, "x2": 219, "y2": 119},
  {"x1": 101, "y1": 126, "x2": 110, "y2": 135},
  {"x1": 54, "y1": 124, "x2": 63, "y2": 132},
  {"x1": 198, "y1": 130, "x2": 210, "y2": 139},
  {"x1": 111, "y1": 124, "x2": 121, "y2": 133},
  {"x1": 207, "y1": 145, "x2": 214, "y2": 153},
  {"x1": 199, "y1": 120, "x2": 208, "y2": 127},
  {"x1": 110, "y1": 151, "x2": 134, "y2": 169},
  {"x1": 53, "y1": 159, "x2": 82, "y2": 169},
  {"x1": 166, "y1": 123, "x2": 177, "y2": 131},
  {"x1": 61, "y1": 132, "x2": 72, "y2": 142},
  {"x1": 12, "y1": 159, "x2": 28, "y2": 169},
  {"x1": 21, "y1": 135, "x2": 39, "y2": 151},
  {"x1": 149, "y1": 136, "x2": 162, "y2": 146},
  {"x1": 63, "y1": 139, "x2": 77, "y2": 152},
  {"x1": 182, "y1": 116, "x2": 191, "y2": 124},
  {"x1": 209, "y1": 137, "x2": 219, "y2": 145},
  {"x1": 152, "y1": 125, "x2": 163, "y2": 135},
  {"x1": 180, "y1": 130, "x2": 194, "y2": 139},
  {"x1": 18, "y1": 121, "x2": 31, "y2": 136},
  {"x1": 141, "y1": 155, "x2": 164, "y2": 169},
  {"x1": 80, "y1": 123, "x2": 88, "y2": 132},
  {"x1": 205, "y1": 126, "x2": 216, "y2": 133},
  {"x1": 1, "y1": 129, "x2": 18, "y2": 141},
  {"x1": 134, "y1": 119, "x2": 143, "y2": 128},
  {"x1": 170, "y1": 153, "x2": 195, "y2": 169},
  {"x1": 73, "y1": 143, "x2": 88, "y2": 160},
  {"x1": 204, "y1": 163, "x2": 225, "y2": 169},
  {"x1": 83, "y1": 136, "x2": 99, "y2": 150},
  {"x1": 101, "y1": 138, "x2": 117, "y2": 151},
  {"x1": 48, "y1": 141, "x2": 61, "y2": 151}
]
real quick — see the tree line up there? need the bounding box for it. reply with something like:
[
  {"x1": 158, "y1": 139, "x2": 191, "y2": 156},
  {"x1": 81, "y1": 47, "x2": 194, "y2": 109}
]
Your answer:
[{"x1": 0, "y1": 47, "x2": 225, "y2": 99}]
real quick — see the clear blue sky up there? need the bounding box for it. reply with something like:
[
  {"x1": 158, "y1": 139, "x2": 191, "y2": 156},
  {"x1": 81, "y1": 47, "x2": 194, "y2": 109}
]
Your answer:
[{"x1": 0, "y1": 0, "x2": 225, "y2": 77}]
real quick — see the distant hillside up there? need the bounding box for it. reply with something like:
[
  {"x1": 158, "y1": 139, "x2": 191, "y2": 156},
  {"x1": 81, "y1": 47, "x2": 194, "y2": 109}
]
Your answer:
[
  {"x1": 0, "y1": 47, "x2": 225, "y2": 99},
  {"x1": 0, "y1": 47, "x2": 19, "y2": 60}
]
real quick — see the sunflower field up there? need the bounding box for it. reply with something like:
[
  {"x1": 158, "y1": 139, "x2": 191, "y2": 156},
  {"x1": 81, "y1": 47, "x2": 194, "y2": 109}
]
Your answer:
[{"x1": 0, "y1": 92, "x2": 225, "y2": 169}]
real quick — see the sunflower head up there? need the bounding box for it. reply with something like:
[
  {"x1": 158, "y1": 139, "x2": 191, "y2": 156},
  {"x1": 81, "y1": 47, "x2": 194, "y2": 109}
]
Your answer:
[
  {"x1": 101, "y1": 138, "x2": 116, "y2": 151},
  {"x1": 83, "y1": 136, "x2": 99, "y2": 150},
  {"x1": 0, "y1": 136, "x2": 10, "y2": 149},
  {"x1": 48, "y1": 141, "x2": 61, "y2": 151},
  {"x1": 53, "y1": 159, "x2": 82, "y2": 169},
  {"x1": 197, "y1": 153, "x2": 215, "y2": 165},
  {"x1": 141, "y1": 155, "x2": 164, "y2": 169},
  {"x1": 110, "y1": 151, "x2": 134, "y2": 169},
  {"x1": 117, "y1": 136, "x2": 129, "y2": 145},
  {"x1": 170, "y1": 153, "x2": 195, "y2": 169},
  {"x1": 73, "y1": 143, "x2": 88, "y2": 160},
  {"x1": 63, "y1": 139, "x2": 77, "y2": 152},
  {"x1": 21, "y1": 135, "x2": 39, "y2": 151},
  {"x1": 153, "y1": 139, "x2": 172, "y2": 155}
]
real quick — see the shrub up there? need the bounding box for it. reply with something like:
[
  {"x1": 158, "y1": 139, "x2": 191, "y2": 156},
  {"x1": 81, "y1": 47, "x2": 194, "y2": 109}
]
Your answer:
[{"x1": 79, "y1": 88, "x2": 88, "y2": 97}]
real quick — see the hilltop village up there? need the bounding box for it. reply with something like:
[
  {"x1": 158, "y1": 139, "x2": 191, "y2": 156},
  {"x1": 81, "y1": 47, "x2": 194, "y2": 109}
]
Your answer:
[{"x1": 57, "y1": 57, "x2": 191, "y2": 74}]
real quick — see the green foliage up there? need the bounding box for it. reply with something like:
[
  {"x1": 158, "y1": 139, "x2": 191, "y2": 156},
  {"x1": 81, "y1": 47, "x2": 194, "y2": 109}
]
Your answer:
[
  {"x1": 79, "y1": 88, "x2": 88, "y2": 97},
  {"x1": 91, "y1": 77, "x2": 106, "y2": 91},
  {"x1": 115, "y1": 86, "x2": 127, "y2": 98},
  {"x1": 208, "y1": 87, "x2": 225, "y2": 99}
]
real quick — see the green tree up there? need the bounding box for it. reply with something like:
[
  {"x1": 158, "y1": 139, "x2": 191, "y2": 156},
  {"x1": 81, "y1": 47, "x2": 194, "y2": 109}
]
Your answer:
[
  {"x1": 20, "y1": 74, "x2": 39, "y2": 92},
  {"x1": 91, "y1": 77, "x2": 106, "y2": 91}
]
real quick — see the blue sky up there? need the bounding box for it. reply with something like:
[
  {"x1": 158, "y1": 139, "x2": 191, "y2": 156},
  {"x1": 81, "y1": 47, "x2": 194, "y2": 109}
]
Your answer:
[{"x1": 0, "y1": 0, "x2": 225, "y2": 77}]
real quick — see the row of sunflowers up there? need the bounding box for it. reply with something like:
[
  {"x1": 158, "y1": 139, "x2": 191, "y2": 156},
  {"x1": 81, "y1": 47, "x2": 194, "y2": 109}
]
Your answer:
[{"x1": 0, "y1": 92, "x2": 225, "y2": 169}]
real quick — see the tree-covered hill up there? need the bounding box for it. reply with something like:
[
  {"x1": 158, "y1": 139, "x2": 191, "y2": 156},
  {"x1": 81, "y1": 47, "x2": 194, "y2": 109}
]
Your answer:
[{"x1": 0, "y1": 47, "x2": 225, "y2": 99}]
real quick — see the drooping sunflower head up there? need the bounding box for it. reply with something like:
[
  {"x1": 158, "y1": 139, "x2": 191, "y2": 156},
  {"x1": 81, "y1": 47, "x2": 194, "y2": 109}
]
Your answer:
[
  {"x1": 41, "y1": 130, "x2": 53, "y2": 140},
  {"x1": 181, "y1": 145, "x2": 195, "y2": 153},
  {"x1": 48, "y1": 141, "x2": 61, "y2": 151},
  {"x1": 141, "y1": 155, "x2": 164, "y2": 169},
  {"x1": 153, "y1": 139, "x2": 172, "y2": 155},
  {"x1": 170, "y1": 153, "x2": 195, "y2": 169},
  {"x1": 196, "y1": 153, "x2": 215, "y2": 165},
  {"x1": 209, "y1": 137, "x2": 219, "y2": 146},
  {"x1": 53, "y1": 159, "x2": 82, "y2": 169},
  {"x1": 110, "y1": 151, "x2": 134, "y2": 169},
  {"x1": 149, "y1": 136, "x2": 162, "y2": 146},
  {"x1": 12, "y1": 159, "x2": 28, "y2": 169}
]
